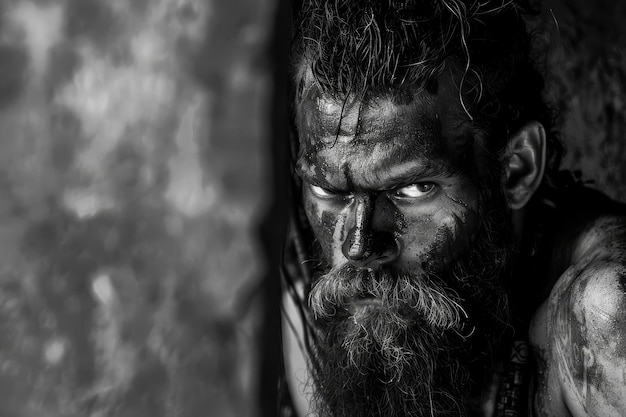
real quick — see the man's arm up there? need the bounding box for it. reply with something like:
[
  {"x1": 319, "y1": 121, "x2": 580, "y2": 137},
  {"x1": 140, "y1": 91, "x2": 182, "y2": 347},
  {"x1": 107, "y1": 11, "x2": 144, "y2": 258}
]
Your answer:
[{"x1": 530, "y1": 216, "x2": 626, "y2": 417}]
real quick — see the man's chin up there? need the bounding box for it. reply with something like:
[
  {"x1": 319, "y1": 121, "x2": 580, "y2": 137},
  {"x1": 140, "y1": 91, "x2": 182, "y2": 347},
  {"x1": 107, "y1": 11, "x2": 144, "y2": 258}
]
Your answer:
[{"x1": 348, "y1": 297, "x2": 384, "y2": 312}]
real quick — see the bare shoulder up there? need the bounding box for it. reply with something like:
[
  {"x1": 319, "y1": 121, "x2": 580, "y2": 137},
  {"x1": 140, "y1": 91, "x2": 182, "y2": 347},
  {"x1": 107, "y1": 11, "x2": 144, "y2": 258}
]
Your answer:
[{"x1": 530, "y1": 215, "x2": 626, "y2": 417}]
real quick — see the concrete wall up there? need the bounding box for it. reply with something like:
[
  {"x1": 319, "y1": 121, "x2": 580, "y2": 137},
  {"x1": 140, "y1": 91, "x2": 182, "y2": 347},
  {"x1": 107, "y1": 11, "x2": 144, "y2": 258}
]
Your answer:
[{"x1": 0, "y1": 1, "x2": 279, "y2": 416}]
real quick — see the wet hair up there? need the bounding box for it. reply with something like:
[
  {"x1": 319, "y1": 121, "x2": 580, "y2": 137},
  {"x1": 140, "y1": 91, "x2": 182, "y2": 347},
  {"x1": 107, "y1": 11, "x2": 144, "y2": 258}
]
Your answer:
[{"x1": 290, "y1": 0, "x2": 563, "y2": 175}]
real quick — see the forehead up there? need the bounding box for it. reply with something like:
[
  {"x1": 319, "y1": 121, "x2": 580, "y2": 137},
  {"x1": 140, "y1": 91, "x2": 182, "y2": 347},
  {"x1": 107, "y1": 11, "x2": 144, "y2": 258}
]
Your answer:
[
  {"x1": 295, "y1": 82, "x2": 477, "y2": 188},
  {"x1": 299, "y1": 89, "x2": 438, "y2": 148}
]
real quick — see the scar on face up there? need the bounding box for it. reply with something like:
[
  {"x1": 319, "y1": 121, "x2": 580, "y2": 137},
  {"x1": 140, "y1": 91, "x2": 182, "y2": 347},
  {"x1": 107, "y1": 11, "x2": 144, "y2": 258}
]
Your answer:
[{"x1": 443, "y1": 192, "x2": 471, "y2": 210}]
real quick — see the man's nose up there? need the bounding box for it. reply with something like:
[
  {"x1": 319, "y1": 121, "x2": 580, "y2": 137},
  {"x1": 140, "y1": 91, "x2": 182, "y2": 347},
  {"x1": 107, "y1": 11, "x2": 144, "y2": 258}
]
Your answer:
[{"x1": 341, "y1": 194, "x2": 398, "y2": 269}]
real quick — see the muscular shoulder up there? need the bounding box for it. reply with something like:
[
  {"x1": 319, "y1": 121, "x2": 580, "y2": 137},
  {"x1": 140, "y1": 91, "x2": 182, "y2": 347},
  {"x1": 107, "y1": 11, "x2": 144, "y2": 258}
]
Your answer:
[
  {"x1": 531, "y1": 215, "x2": 626, "y2": 417},
  {"x1": 563, "y1": 216, "x2": 626, "y2": 324}
]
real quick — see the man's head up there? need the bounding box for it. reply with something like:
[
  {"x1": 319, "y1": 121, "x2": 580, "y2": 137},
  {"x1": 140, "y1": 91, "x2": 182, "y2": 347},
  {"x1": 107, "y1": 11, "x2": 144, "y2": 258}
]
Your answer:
[{"x1": 289, "y1": 1, "x2": 558, "y2": 416}]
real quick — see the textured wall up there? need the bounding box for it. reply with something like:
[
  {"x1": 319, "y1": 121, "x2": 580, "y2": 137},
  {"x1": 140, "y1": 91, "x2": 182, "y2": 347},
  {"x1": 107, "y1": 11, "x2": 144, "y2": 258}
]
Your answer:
[
  {"x1": 0, "y1": 0, "x2": 276, "y2": 416},
  {"x1": 540, "y1": 0, "x2": 626, "y2": 201}
]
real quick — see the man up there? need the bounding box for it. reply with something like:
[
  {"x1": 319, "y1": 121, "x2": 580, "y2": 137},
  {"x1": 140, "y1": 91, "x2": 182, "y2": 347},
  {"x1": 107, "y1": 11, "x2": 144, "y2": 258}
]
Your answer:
[{"x1": 280, "y1": 0, "x2": 626, "y2": 416}]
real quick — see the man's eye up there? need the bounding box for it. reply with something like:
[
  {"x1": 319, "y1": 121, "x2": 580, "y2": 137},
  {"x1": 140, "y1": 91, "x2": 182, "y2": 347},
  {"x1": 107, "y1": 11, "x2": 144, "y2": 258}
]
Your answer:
[
  {"x1": 393, "y1": 183, "x2": 436, "y2": 198},
  {"x1": 310, "y1": 184, "x2": 338, "y2": 198}
]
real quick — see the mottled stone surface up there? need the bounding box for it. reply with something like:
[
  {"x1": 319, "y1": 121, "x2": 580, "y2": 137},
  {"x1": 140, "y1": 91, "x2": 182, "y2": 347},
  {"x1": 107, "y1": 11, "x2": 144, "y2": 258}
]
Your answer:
[{"x1": 0, "y1": 1, "x2": 274, "y2": 416}]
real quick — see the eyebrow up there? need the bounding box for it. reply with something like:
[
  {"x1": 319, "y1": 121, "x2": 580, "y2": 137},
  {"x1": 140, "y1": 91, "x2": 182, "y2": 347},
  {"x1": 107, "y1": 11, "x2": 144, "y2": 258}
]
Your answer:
[
  {"x1": 296, "y1": 158, "x2": 459, "y2": 191},
  {"x1": 373, "y1": 161, "x2": 458, "y2": 190},
  {"x1": 295, "y1": 161, "x2": 331, "y2": 187}
]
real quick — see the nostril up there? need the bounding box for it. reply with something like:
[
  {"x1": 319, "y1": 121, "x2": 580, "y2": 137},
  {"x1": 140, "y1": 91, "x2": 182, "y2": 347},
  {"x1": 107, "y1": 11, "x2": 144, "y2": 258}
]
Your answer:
[{"x1": 342, "y1": 230, "x2": 398, "y2": 268}]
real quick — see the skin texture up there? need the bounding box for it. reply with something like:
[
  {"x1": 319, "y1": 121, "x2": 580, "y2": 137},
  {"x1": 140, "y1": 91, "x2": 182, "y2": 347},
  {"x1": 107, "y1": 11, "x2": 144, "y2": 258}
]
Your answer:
[
  {"x1": 530, "y1": 216, "x2": 626, "y2": 417},
  {"x1": 295, "y1": 76, "x2": 484, "y2": 275}
]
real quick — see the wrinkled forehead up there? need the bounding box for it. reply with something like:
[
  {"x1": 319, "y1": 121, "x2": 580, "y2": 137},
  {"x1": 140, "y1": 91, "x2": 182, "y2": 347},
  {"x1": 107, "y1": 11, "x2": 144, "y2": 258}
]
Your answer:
[
  {"x1": 294, "y1": 76, "x2": 477, "y2": 174},
  {"x1": 297, "y1": 87, "x2": 435, "y2": 142}
]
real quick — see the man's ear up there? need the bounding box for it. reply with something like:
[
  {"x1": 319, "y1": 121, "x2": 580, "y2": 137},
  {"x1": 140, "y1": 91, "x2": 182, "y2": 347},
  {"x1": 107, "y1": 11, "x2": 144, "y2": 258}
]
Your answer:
[{"x1": 503, "y1": 121, "x2": 546, "y2": 210}]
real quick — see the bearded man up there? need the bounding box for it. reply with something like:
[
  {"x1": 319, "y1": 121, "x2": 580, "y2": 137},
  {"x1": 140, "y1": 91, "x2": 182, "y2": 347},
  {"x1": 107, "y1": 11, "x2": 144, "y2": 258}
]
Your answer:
[{"x1": 279, "y1": 1, "x2": 626, "y2": 416}]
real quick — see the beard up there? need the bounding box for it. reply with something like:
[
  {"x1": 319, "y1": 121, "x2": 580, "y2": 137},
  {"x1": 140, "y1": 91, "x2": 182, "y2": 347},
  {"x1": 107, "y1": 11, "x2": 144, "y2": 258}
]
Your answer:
[{"x1": 305, "y1": 186, "x2": 514, "y2": 417}]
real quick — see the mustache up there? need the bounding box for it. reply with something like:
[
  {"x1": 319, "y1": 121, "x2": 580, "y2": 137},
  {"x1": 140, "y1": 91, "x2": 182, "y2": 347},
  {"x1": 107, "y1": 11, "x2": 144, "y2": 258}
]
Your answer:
[{"x1": 308, "y1": 263, "x2": 469, "y2": 332}]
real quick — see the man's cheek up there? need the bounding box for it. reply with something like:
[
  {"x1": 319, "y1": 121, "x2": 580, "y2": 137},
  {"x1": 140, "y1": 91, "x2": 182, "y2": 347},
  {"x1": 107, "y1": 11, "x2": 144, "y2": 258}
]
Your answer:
[
  {"x1": 401, "y1": 209, "x2": 478, "y2": 269},
  {"x1": 304, "y1": 196, "x2": 349, "y2": 266},
  {"x1": 437, "y1": 208, "x2": 480, "y2": 254}
]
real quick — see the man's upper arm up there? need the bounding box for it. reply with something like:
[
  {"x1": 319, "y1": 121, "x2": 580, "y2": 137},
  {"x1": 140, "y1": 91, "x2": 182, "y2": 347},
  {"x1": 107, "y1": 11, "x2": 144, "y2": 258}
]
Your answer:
[{"x1": 532, "y1": 216, "x2": 626, "y2": 417}]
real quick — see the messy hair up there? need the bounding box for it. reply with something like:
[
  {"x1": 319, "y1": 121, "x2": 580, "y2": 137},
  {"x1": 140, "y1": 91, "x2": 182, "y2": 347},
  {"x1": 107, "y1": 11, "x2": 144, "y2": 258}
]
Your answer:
[{"x1": 290, "y1": 0, "x2": 562, "y2": 173}]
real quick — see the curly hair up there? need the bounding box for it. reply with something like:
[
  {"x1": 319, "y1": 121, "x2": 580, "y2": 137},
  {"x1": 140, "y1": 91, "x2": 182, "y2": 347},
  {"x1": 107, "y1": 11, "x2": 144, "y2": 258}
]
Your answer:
[{"x1": 290, "y1": 0, "x2": 562, "y2": 175}]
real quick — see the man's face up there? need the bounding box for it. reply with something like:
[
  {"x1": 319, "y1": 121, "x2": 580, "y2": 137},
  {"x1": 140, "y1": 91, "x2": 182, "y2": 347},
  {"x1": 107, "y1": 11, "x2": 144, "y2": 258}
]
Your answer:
[
  {"x1": 295, "y1": 78, "x2": 513, "y2": 417},
  {"x1": 296, "y1": 77, "x2": 487, "y2": 279}
]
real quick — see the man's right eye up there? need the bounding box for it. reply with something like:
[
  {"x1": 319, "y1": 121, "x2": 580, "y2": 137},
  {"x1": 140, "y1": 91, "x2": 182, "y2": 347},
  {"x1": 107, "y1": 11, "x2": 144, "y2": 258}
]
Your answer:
[{"x1": 309, "y1": 184, "x2": 339, "y2": 199}]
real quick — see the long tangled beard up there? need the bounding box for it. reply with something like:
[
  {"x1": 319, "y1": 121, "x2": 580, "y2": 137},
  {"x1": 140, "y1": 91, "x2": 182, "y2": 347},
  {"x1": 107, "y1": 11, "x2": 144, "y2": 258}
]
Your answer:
[{"x1": 305, "y1": 197, "x2": 513, "y2": 417}]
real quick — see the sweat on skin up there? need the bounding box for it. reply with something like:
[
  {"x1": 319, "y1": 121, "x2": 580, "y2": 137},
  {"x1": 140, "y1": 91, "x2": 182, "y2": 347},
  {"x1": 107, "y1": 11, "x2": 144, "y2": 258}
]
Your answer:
[{"x1": 295, "y1": 78, "x2": 484, "y2": 275}]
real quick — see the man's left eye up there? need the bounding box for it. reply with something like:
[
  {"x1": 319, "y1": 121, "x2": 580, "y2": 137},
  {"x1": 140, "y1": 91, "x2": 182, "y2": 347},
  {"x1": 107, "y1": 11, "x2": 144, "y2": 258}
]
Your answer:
[{"x1": 393, "y1": 183, "x2": 436, "y2": 198}]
